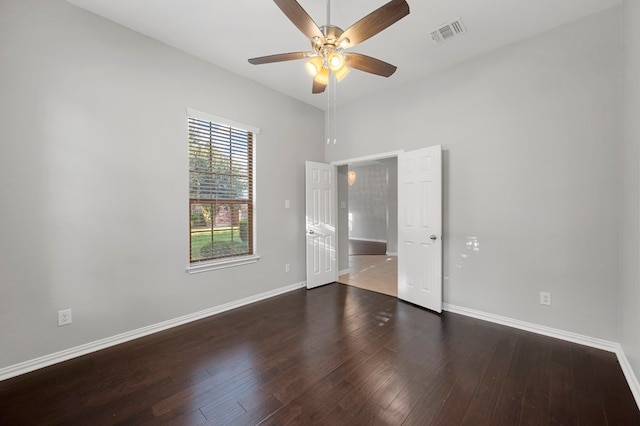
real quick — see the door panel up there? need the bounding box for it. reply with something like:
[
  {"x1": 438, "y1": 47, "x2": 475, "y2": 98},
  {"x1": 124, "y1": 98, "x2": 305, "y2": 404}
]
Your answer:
[
  {"x1": 306, "y1": 161, "x2": 337, "y2": 289},
  {"x1": 398, "y1": 146, "x2": 442, "y2": 312}
]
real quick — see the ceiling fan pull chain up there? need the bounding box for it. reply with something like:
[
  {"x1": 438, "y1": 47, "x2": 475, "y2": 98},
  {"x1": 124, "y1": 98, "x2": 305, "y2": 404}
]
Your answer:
[
  {"x1": 326, "y1": 75, "x2": 335, "y2": 144},
  {"x1": 333, "y1": 76, "x2": 337, "y2": 144},
  {"x1": 325, "y1": 74, "x2": 337, "y2": 145},
  {"x1": 326, "y1": 82, "x2": 331, "y2": 144}
]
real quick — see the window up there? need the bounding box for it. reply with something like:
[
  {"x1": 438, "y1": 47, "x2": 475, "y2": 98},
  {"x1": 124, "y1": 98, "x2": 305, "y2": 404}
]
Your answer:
[{"x1": 187, "y1": 109, "x2": 258, "y2": 270}]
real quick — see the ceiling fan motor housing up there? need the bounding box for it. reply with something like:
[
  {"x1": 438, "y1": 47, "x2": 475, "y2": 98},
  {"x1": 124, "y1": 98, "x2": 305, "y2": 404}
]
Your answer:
[{"x1": 312, "y1": 25, "x2": 347, "y2": 58}]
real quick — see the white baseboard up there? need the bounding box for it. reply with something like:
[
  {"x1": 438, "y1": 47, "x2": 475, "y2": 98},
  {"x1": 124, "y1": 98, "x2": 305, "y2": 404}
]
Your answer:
[
  {"x1": 615, "y1": 347, "x2": 640, "y2": 409},
  {"x1": 349, "y1": 237, "x2": 387, "y2": 243},
  {"x1": 443, "y1": 303, "x2": 640, "y2": 410},
  {"x1": 0, "y1": 281, "x2": 306, "y2": 382},
  {"x1": 386, "y1": 252, "x2": 398, "y2": 256},
  {"x1": 443, "y1": 303, "x2": 619, "y2": 351}
]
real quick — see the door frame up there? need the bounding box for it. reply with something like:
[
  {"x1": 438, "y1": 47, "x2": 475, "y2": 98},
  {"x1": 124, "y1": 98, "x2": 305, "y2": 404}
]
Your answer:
[
  {"x1": 331, "y1": 148, "x2": 443, "y2": 309},
  {"x1": 331, "y1": 150, "x2": 404, "y2": 281}
]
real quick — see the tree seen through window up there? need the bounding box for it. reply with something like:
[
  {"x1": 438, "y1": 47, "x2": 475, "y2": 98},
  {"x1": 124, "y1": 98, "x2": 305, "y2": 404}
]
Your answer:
[{"x1": 188, "y1": 117, "x2": 253, "y2": 262}]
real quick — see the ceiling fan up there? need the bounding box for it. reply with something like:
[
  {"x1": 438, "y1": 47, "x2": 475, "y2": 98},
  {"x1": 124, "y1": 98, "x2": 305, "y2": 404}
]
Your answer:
[{"x1": 248, "y1": 0, "x2": 410, "y2": 94}]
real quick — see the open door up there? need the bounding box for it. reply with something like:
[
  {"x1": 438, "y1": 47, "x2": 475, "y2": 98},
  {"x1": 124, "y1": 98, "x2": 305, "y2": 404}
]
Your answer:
[
  {"x1": 305, "y1": 161, "x2": 337, "y2": 289},
  {"x1": 397, "y1": 145, "x2": 443, "y2": 312}
]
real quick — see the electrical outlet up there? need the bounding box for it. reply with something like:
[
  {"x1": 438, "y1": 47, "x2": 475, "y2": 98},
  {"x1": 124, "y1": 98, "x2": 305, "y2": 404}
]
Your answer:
[
  {"x1": 540, "y1": 292, "x2": 552, "y2": 306},
  {"x1": 285, "y1": 263, "x2": 291, "y2": 273},
  {"x1": 58, "y1": 309, "x2": 72, "y2": 326}
]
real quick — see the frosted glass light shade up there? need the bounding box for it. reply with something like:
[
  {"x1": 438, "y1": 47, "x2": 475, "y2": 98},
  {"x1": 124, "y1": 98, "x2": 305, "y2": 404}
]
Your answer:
[
  {"x1": 314, "y1": 67, "x2": 330, "y2": 85},
  {"x1": 305, "y1": 56, "x2": 323, "y2": 77},
  {"x1": 328, "y1": 52, "x2": 344, "y2": 71},
  {"x1": 334, "y1": 66, "x2": 350, "y2": 82},
  {"x1": 348, "y1": 170, "x2": 356, "y2": 186}
]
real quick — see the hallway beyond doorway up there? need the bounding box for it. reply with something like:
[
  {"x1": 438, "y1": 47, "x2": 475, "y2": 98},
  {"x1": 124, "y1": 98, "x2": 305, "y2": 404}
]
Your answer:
[
  {"x1": 348, "y1": 239, "x2": 387, "y2": 255},
  {"x1": 338, "y1": 255, "x2": 397, "y2": 297}
]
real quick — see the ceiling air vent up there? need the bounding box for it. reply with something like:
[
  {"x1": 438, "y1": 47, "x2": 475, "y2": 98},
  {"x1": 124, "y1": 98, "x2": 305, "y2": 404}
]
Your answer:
[{"x1": 430, "y1": 18, "x2": 466, "y2": 43}]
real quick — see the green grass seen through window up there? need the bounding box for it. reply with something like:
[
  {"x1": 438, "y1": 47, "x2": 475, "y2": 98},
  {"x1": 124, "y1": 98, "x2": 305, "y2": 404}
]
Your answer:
[{"x1": 190, "y1": 227, "x2": 248, "y2": 261}]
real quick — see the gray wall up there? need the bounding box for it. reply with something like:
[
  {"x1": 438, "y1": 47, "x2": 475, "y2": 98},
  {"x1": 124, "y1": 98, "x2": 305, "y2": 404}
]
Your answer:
[
  {"x1": 326, "y1": 8, "x2": 622, "y2": 341},
  {"x1": 621, "y1": 0, "x2": 640, "y2": 385},
  {"x1": 348, "y1": 161, "x2": 389, "y2": 242},
  {"x1": 345, "y1": 157, "x2": 398, "y2": 254},
  {"x1": 0, "y1": 0, "x2": 324, "y2": 368}
]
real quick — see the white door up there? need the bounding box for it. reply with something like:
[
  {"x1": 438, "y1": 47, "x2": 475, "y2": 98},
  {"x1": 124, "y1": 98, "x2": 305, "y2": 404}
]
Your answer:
[
  {"x1": 397, "y1": 145, "x2": 443, "y2": 312},
  {"x1": 305, "y1": 161, "x2": 337, "y2": 289}
]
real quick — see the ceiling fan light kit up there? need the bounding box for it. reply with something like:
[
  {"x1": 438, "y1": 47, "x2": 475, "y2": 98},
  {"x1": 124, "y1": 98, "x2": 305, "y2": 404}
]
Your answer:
[
  {"x1": 248, "y1": 0, "x2": 411, "y2": 94},
  {"x1": 315, "y1": 67, "x2": 330, "y2": 85},
  {"x1": 333, "y1": 64, "x2": 350, "y2": 82},
  {"x1": 327, "y1": 51, "x2": 344, "y2": 72},
  {"x1": 305, "y1": 56, "x2": 324, "y2": 77}
]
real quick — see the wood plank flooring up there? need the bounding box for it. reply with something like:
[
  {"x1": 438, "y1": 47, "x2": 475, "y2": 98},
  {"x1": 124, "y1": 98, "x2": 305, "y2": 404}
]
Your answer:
[{"x1": 1, "y1": 283, "x2": 638, "y2": 425}]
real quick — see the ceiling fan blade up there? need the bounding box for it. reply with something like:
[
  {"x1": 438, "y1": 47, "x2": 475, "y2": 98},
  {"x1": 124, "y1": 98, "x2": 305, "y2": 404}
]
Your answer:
[
  {"x1": 312, "y1": 79, "x2": 327, "y2": 94},
  {"x1": 248, "y1": 52, "x2": 311, "y2": 65},
  {"x1": 338, "y1": 0, "x2": 410, "y2": 48},
  {"x1": 273, "y1": 0, "x2": 324, "y2": 41},
  {"x1": 344, "y1": 53, "x2": 397, "y2": 77}
]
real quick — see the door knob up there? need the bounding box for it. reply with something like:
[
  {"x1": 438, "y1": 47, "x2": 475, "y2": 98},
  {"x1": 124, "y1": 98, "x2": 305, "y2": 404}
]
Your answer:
[
  {"x1": 430, "y1": 235, "x2": 437, "y2": 241},
  {"x1": 308, "y1": 230, "x2": 314, "y2": 234}
]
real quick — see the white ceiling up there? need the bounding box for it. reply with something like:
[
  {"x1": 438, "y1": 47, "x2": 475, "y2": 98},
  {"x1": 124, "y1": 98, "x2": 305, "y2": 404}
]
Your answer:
[{"x1": 66, "y1": 0, "x2": 621, "y2": 110}]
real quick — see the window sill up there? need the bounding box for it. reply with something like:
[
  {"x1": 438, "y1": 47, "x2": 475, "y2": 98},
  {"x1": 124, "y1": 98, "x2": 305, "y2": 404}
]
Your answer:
[{"x1": 186, "y1": 255, "x2": 261, "y2": 274}]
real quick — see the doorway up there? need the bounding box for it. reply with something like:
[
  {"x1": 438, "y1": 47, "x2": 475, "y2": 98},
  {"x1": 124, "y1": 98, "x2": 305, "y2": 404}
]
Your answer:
[
  {"x1": 312, "y1": 146, "x2": 442, "y2": 311},
  {"x1": 336, "y1": 157, "x2": 398, "y2": 297}
]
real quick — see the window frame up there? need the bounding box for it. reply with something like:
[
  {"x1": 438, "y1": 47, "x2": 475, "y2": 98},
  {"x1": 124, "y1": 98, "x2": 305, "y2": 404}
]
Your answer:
[{"x1": 185, "y1": 108, "x2": 260, "y2": 274}]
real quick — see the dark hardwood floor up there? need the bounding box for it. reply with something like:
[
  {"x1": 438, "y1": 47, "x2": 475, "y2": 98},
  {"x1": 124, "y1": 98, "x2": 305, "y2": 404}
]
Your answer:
[{"x1": 1, "y1": 283, "x2": 638, "y2": 425}]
